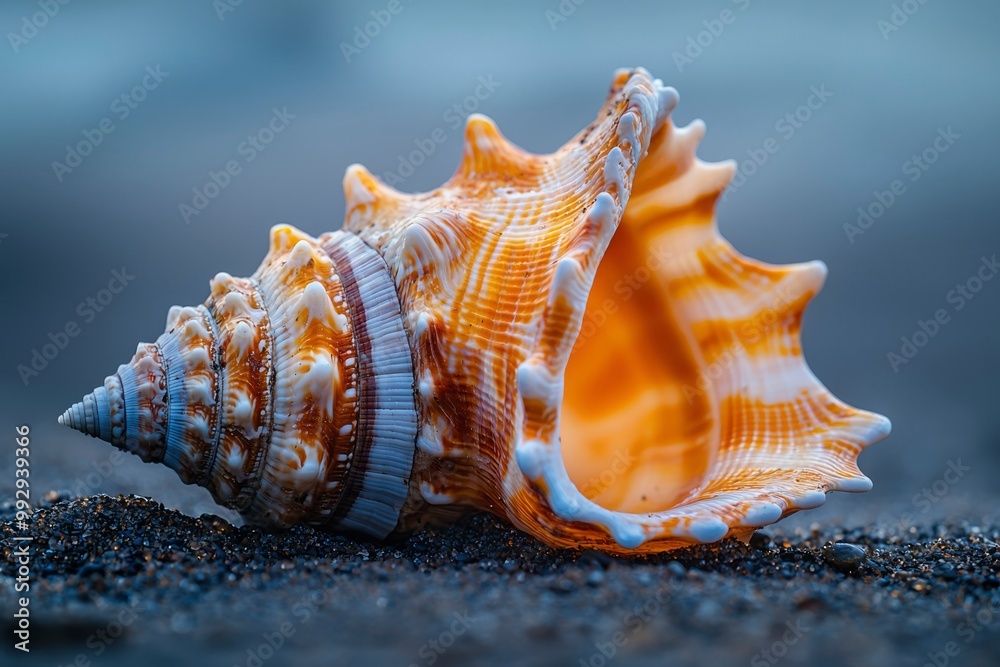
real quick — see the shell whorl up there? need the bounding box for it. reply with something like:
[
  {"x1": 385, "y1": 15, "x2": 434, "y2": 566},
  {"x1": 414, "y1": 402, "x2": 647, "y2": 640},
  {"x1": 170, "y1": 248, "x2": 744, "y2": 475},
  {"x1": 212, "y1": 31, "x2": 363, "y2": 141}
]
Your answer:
[
  {"x1": 60, "y1": 227, "x2": 418, "y2": 538},
  {"x1": 61, "y1": 67, "x2": 890, "y2": 553}
]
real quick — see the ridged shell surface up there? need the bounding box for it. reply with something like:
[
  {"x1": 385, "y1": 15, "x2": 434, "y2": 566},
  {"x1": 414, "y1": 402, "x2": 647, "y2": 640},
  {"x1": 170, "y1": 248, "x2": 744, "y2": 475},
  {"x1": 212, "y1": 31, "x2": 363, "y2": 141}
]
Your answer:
[{"x1": 60, "y1": 67, "x2": 890, "y2": 554}]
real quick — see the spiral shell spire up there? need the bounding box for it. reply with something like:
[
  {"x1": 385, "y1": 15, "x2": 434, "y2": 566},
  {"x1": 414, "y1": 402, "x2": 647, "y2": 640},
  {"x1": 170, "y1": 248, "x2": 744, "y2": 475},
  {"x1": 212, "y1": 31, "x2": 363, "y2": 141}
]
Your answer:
[
  {"x1": 61, "y1": 227, "x2": 419, "y2": 538},
  {"x1": 58, "y1": 381, "x2": 118, "y2": 443}
]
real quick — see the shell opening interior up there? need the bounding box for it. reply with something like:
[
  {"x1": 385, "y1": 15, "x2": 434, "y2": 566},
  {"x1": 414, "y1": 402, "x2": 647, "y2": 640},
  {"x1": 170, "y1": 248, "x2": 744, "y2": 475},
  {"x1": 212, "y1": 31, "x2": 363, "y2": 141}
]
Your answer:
[{"x1": 560, "y1": 206, "x2": 717, "y2": 515}]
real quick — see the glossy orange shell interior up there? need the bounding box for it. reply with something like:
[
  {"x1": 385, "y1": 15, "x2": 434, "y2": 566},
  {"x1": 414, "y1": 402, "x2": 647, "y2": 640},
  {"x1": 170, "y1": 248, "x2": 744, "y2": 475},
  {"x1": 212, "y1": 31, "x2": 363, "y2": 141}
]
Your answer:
[{"x1": 340, "y1": 68, "x2": 890, "y2": 552}]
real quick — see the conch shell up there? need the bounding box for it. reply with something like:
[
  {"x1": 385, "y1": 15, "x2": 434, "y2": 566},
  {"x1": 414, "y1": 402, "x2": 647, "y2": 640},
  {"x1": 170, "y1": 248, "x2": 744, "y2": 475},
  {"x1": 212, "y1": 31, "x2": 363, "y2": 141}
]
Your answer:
[{"x1": 60, "y1": 68, "x2": 890, "y2": 553}]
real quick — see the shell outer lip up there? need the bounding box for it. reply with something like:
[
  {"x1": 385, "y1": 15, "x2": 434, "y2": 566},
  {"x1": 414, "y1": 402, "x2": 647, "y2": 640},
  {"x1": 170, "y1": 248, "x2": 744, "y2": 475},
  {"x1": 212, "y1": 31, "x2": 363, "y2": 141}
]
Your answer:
[{"x1": 502, "y1": 68, "x2": 891, "y2": 550}]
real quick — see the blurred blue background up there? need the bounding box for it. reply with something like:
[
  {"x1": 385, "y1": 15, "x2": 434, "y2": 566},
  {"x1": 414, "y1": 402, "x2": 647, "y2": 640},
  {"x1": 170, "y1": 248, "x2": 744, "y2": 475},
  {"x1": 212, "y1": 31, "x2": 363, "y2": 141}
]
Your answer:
[{"x1": 0, "y1": 0, "x2": 998, "y2": 527}]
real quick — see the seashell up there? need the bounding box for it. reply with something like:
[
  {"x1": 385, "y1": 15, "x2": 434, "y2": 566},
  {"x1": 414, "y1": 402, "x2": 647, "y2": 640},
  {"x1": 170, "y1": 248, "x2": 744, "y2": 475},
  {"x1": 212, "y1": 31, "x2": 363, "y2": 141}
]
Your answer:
[{"x1": 59, "y1": 67, "x2": 890, "y2": 553}]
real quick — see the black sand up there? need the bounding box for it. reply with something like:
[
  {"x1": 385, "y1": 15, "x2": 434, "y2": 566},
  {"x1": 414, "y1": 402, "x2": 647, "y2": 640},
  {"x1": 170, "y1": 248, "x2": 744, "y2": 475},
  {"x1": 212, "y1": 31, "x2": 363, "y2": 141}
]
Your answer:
[{"x1": 2, "y1": 494, "x2": 998, "y2": 667}]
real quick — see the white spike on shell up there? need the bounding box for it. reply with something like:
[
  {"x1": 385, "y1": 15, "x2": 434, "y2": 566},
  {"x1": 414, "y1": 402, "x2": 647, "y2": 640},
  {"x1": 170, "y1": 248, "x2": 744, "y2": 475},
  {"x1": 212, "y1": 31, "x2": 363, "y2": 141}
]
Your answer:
[{"x1": 59, "y1": 67, "x2": 890, "y2": 553}]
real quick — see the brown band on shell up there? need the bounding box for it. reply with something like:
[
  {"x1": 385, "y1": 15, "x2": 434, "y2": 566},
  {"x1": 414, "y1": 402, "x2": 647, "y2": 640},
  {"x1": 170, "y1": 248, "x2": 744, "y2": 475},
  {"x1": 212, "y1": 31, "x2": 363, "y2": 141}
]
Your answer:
[
  {"x1": 321, "y1": 230, "x2": 419, "y2": 538},
  {"x1": 322, "y1": 233, "x2": 375, "y2": 527},
  {"x1": 241, "y1": 228, "x2": 366, "y2": 528}
]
